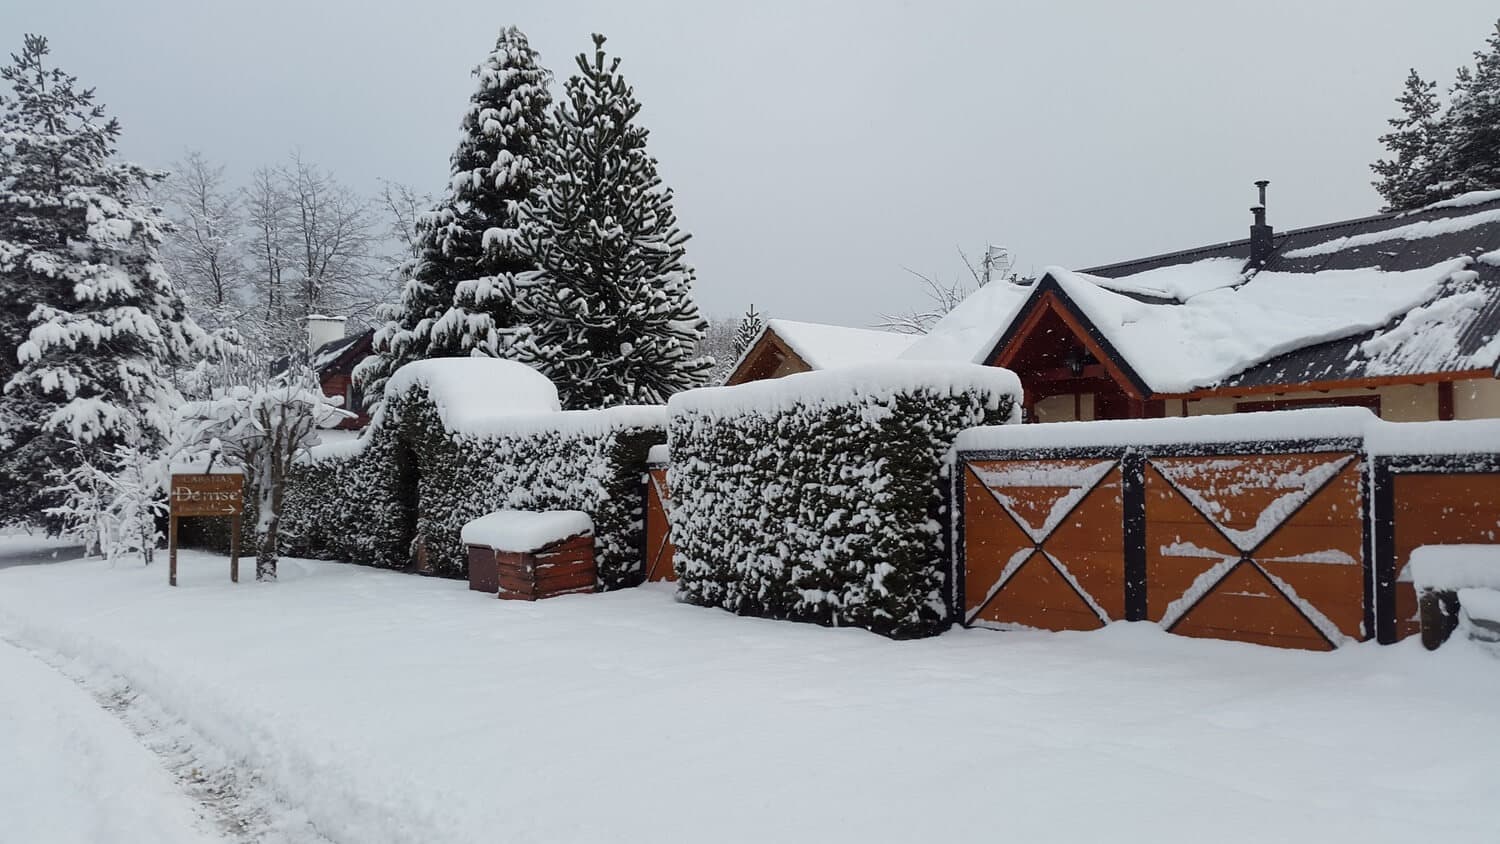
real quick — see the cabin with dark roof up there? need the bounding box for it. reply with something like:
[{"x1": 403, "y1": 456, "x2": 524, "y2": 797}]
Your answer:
[
  {"x1": 272, "y1": 316, "x2": 375, "y2": 429},
  {"x1": 735, "y1": 185, "x2": 1500, "y2": 423},
  {"x1": 309, "y1": 328, "x2": 374, "y2": 429}
]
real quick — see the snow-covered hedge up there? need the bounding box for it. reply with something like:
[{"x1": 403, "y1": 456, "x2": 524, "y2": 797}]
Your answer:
[
  {"x1": 281, "y1": 359, "x2": 664, "y2": 588},
  {"x1": 666, "y1": 363, "x2": 1021, "y2": 638}
]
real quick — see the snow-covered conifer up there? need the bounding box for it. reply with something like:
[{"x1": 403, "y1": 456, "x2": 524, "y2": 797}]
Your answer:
[
  {"x1": 516, "y1": 34, "x2": 711, "y2": 409},
  {"x1": 0, "y1": 35, "x2": 216, "y2": 526},
  {"x1": 358, "y1": 27, "x2": 551, "y2": 411},
  {"x1": 732, "y1": 304, "x2": 763, "y2": 359},
  {"x1": 1372, "y1": 20, "x2": 1500, "y2": 209},
  {"x1": 1372, "y1": 69, "x2": 1444, "y2": 211},
  {"x1": 1433, "y1": 21, "x2": 1500, "y2": 199}
]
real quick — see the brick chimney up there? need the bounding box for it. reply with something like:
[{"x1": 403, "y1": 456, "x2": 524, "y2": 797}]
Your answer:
[
  {"x1": 1249, "y1": 180, "x2": 1275, "y2": 267},
  {"x1": 304, "y1": 315, "x2": 347, "y2": 355}
]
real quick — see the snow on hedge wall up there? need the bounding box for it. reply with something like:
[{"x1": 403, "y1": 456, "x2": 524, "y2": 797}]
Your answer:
[
  {"x1": 666, "y1": 363, "x2": 1021, "y2": 639},
  {"x1": 282, "y1": 360, "x2": 664, "y2": 588}
]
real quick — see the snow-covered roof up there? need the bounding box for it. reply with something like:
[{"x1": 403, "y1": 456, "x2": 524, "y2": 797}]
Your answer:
[
  {"x1": 310, "y1": 331, "x2": 366, "y2": 373},
  {"x1": 762, "y1": 319, "x2": 920, "y2": 370},
  {"x1": 901, "y1": 190, "x2": 1500, "y2": 394}
]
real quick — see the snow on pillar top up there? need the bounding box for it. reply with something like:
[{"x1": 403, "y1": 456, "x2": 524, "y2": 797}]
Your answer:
[{"x1": 304, "y1": 315, "x2": 347, "y2": 355}]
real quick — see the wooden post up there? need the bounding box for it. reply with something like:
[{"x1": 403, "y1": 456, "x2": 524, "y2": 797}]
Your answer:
[
  {"x1": 168, "y1": 472, "x2": 245, "y2": 587},
  {"x1": 229, "y1": 514, "x2": 240, "y2": 583},
  {"x1": 168, "y1": 514, "x2": 178, "y2": 587}
]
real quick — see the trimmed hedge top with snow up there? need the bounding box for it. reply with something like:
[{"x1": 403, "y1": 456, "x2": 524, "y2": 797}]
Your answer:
[
  {"x1": 667, "y1": 362, "x2": 1020, "y2": 638},
  {"x1": 282, "y1": 358, "x2": 664, "y2": 587},
  {"x1": 383, "y1": 358, "x2": 561, "y2": 433},
  {"x1": 670, "y1": 361, "x2": 1022, "y2": 419}
]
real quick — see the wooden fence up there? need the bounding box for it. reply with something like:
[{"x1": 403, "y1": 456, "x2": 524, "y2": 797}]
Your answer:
[
  {"x1": 639, "y1": 411, "x2": 1498, "y2": 650},
  {"x1": 951, "y1": 412, "x2": 1500, "y2": 650}
]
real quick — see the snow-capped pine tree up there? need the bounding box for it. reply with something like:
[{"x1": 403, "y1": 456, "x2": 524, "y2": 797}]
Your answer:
[
  {"x1": 1371, "y1": 69, "x2": 1444, "y2": 211},
  {"x1": 732, "y1": 304, "x2": 763, "y2": 358},
  {"x1": 1434, "y1": 21, "x2": 1500, "y2": 199},
  {"x1": 516, "y1": 34, "x2": 711, "y2": 409},
  {"x1": 0, "y1": 35, "x2": 216, "y2": 527},
  {"x1": 1371, "y1": 19, "x2": 1500, "y2": 210},
  {"x1": 357, "y1": 27, "x2": 551, "y2": 412}
]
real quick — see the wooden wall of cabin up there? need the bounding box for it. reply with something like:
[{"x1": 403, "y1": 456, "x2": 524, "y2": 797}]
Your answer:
[{"x1": 1026, "y1": 379, "x2": 1500, "y2": 424}]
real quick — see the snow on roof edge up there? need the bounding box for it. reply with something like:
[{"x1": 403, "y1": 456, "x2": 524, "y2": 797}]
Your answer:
[
  {"x1": 670, "y1": 361, "x2": 1022, "y2": 419},
  {"x1": 767, "y1": 319, "x2": 921, "y2": 370}
]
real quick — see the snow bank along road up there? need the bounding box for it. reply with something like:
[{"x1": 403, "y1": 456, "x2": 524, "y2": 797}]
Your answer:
[
  {"x1": 1, "y1": 544, "x2": 1498, "y2": 843},
  {"x1": 0, "y1": 637, "x2": 215, "y2": 843}
]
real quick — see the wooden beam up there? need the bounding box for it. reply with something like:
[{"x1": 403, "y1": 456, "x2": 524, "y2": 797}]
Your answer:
[
  {"x1": 991, "y1": 291, "x2": 1146, "y2": 400},
  {"x1": 725, "y1": 329, "x2": 813, "y2": 386},
  {"x1": 1028, "y1": 363, "x2": 1112, "y2": 383},
  {"x1": 1438, "y1": 380, "x2": 1455, "y2": 421}
]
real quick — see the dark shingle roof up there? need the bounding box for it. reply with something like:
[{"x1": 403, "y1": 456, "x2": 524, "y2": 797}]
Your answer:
[{"x1": 1078, "y1": 194, "x2": 1500, "y2": 390}]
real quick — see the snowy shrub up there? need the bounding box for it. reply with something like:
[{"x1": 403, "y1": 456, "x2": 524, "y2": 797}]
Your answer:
[
  {"x1": 282, "y1": 359, "x2": 665, "y2": 588},
  {"x1": 44, "y1": 442, "x2": 167, "y2": 565},
  {"x1": 667, "y1": 363, "x2": 1020, "y2": 639},
  {"x1": 174, "y1": 370, "x2": 352, "y2": 580},
  {"x1": 281, "y1": 431, "x2": 415, "y2": 569}
]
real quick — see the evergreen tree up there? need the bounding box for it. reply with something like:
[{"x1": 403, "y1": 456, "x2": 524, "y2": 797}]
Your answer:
[
  {"x1": 357, "y1": 27, "x2": 551, "y2": 411},
  {"x1": 1435, "y1": 21, "x2": 1500, "y2": 198},
  {"x1": 516, "y1": 34, "x2": 711, "y2": 409},
  {"x1": 1371, "y1": 19, "x2": 1500, "y2": 210},
  {"x1": 732, "y1": 304, "x2": 763, "y2": 358},
  {"x1": 0, "y1": 35, "x2": 215, "y2": 527},
  {"x1": 1371, "y1": 69, "x2": 1443, "y2": 211}
]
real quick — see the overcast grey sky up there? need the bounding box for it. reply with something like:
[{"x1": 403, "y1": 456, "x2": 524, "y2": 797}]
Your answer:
[{"x1": 4, "y1": 1, "x2": 1497, "y2": 324}]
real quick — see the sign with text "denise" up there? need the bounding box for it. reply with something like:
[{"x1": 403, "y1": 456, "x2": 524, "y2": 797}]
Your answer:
[{"x1": 169, "y1": 474, "x2": 244, "y2": 518}]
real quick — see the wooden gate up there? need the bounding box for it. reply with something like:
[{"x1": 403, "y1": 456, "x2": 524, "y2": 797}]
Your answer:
[
  {"x1": 958, "y1": 441, "x2": 1369, "y2": 650},
  {"x1": 644, "y1": 464, "x2": 676, "y2": 582},
  {"x1": 961, "y1": 457, "x2": 1124, "y2": 631},
  {"x1": 1144, "y1": 452, "x2": 1364, "y2": 651},
  {"x1": 1372, "y1": 452, "x2": 1500, "y2": 641}
]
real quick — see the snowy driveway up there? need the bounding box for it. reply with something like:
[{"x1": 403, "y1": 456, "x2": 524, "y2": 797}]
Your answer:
[
  {"x1": 0, "y1": 637, "x2": 215, "y2": 843},
  {"x1": 1, "y1": 545, "x2": 1498, "y2": 843}
]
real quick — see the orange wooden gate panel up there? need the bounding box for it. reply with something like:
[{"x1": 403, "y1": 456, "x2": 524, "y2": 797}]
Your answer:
[
  {"x1": 1390, "y1": 472, "x2": 1500, "y2": 639},
  {"x1": 1145, "y1": 453, "x2": 1364, "y2": 651},
  {"x1": 962, "y1": 458, "x2": 1123, "y2": 631},
  {"x1": 644, "y1": 467, "x2": 676, "y2": 582},
  {"x1": 960, "y1": 449, "x2": 1368, "y2": 650}
]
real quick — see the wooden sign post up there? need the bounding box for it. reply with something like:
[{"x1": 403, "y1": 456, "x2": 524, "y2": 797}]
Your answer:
[{"x1": 168, "y1": 472, "x2": 245, "y2": 587}]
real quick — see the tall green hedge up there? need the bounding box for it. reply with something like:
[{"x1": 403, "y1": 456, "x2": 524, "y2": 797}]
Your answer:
[
  {"x1": 280, "y1": 386, "x2": 664, "y2": 588},
  {"x1": 666, "y1": 365, "x2": 1018, "y2": 639}
]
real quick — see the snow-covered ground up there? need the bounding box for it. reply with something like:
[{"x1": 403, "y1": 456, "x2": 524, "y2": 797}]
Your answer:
[
  {"x1": 0, "y1": 536, "x2": 216, "y2": 842},
  {"x1": 0, "y1": 637, "x2": 216, "y2": 843},
  {"x1": 1, "y1": 539, "x2": 1498, "y2": 843}
]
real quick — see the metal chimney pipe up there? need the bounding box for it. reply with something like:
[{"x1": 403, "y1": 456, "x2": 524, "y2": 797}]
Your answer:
[{"x1": 1255, "y1": 179, "x2": 1269, "y2": 208}]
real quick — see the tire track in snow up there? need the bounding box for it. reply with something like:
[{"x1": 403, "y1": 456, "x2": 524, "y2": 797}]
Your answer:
[{"x1": 3, "y1": 637, "x2": 336, "y2": 844}]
